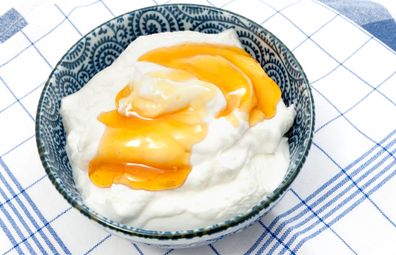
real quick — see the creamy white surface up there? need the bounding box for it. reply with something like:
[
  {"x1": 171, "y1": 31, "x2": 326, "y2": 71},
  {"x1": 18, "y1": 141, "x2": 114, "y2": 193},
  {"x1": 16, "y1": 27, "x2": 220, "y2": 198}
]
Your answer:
[{"x1": 61, "y1": 30, "x2": 295, "y2": 231}]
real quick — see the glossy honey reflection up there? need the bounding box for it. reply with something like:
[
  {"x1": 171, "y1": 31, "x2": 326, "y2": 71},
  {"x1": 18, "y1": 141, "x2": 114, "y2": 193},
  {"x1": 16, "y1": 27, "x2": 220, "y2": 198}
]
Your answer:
[{"x1": 89, "y1": 43, "x2": 281, "y2": 191}]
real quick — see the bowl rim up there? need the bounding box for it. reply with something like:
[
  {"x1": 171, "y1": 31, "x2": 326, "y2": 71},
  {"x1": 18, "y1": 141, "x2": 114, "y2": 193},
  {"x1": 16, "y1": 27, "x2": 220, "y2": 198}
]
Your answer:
[{"x1": 35, "y1": 3, "x2": 315, "y2": 240}]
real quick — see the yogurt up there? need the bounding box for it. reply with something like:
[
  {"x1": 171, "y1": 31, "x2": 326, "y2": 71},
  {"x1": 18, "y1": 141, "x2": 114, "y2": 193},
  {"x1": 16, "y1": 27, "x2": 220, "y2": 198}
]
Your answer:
[{"x1": 60, "y1": 30, "x2": 295, "y2": 231}]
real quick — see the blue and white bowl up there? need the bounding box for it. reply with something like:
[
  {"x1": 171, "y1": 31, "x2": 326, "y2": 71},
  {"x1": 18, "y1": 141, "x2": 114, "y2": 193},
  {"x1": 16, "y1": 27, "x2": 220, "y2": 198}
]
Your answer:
[{"x1": 36, "y1": 4, "x2": 314, "y2": 248}]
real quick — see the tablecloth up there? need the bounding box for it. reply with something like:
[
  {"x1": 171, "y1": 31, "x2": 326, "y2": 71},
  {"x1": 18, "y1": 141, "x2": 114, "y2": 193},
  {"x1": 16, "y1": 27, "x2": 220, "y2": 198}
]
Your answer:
[{"x1": 0, "y1": 0, "x2": 395, "y2": 254}]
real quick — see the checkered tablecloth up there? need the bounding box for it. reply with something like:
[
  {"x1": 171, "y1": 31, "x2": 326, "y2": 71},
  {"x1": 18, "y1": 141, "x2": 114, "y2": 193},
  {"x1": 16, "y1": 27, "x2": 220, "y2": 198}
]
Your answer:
[{"x1": 0, "y1": 0, "x2": 395, "y2": 254}]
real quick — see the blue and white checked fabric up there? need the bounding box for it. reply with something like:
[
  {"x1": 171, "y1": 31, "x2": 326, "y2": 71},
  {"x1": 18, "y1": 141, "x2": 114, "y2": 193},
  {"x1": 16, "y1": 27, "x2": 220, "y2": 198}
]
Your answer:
[
  {"x1": 0, "y1": 0, "x2": 395, "y2": 254},
  {"x1": 319, "y1": 0, "x2": 396, "y2": 50}
]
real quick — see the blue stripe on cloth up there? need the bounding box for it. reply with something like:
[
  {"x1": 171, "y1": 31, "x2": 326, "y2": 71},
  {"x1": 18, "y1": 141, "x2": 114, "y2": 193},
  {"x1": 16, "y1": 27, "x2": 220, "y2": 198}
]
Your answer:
[
  {"x1": 315, "y1": 70, "x2": 396, "y2": 133},
  {"x1": 0, "y1": 159, "x2": 71, "y2": 254},
  {"x1": 269, "y1": 137, "x2": 396, "y2": 254},
  {"x1": 249, "y1": 129, "x2": 396, "y2": 254},
  {"x1": 0, "y1": 0, "x2": 102, "y2": 68},
  {"x1": 258, "y1": 220, "x2": 295, "y2": 254},
  {"x1": 276, "y1": 7, "x2": 396, "y2": 111},
  {"x1": 277, "y1": 4, "x2": 396, "y2": 122},
  {"x1": 132, "y1": 243, "x2": 144, "y2": 255},
  {"x1": 20, "y1": 30, "x2": 53, "y2": 69},
  {"x1": 218, "y1": 0, "x2": 239, "y2": 8},
  {"x1": 0, "y1": 81, "x2": 44, "y2": 116},
  {"x1": 0, "y1": 75, "x2": 34, "y2": 121},
  {"x1": 54, "y1": 4, "x2": 82, "y2": 36},
  {"x1": 0, "y1": 159, "x2": 50, "y2": 254},
  {"x1": 0, "y1": 8, "x2": 27, "y2": 43},
  {"x1": 313, "y1": 69, "x2": 396, "y2": 118},
  {"x1": 262, "y1": 1, "x2": 396, "y2": 146},
  {"x1": 0, "y1": 175, "x2": 46, "y2": 210},
  {"x1": 319, "y1": 0, "x2": 396, "y2": 51},
  {"x1": 288, "y1": 189, "x2": 358, "y2": 255},
  {"x1": 209, "y1": 244, "x2": 220, "y2": 255},
  {"x1": 0, "y1": 211, "x2": 24, "y2": 254},
  {"x1": 0, "y1": 135, "x2": 34, "y2": 158},
  {"x1": 99, "y1": 0, "x2": 115, "y2": 17},
  {"x1": 0, "y1": 159, "x2": 56, "y2": 254},
  {"x1": 0, "y1": 102, "x2": 17, "y2": 115},
  {"x1": 84, "y1": 234, "x2": 111, "y2": 255},
  {"x1": 0, "y1": 167, "x2": 37, "y2": 254},
  {"x1": 272, "y1": 135, "x2": 395, "y2": 253},
  {"x1": 261, "y1": 1, "x2": 396, "y2": 117},
  {"x1": 319, "y1": 0, "x2": 390, "y2": 23},
  {"x1": 250, "y1": 2, "x2": 396, "y2": 252},
  {"x1": 292, "y1": 142, "x2": 396, "y2": 253},
  {"x1": 315, "y1": 0, "x2": 396, "y2": 53},
  {"x1": 3, "y1": 207, "x2": 73, "y2": 255},
  {"x1": 163, "y1": 249, "x2": 174, "y2": 255},
  {"x1": 259, "y1": 0, "x2": 301, "y2": 25},
  {"x1": 363, "y1": 19, "x2": 396, "y2": 50},
  {"x1": 292, "y1": 13, "x2": 339, "y2": 51},
  {"x1": 312, "y1": 84, "x2": 396, "y2": 162},
  {"x1": 308, "y1": 37, "x2": 372, "y2": 85},
  {"x1": 315, "y1": 139, "x2": 396, "y2": 225}
]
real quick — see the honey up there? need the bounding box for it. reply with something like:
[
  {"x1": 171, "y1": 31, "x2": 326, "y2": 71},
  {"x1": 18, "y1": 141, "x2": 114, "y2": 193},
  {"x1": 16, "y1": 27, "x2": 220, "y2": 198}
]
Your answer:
[{"x1": 88, "y1": 43, "x2": 281, "y2": 191}]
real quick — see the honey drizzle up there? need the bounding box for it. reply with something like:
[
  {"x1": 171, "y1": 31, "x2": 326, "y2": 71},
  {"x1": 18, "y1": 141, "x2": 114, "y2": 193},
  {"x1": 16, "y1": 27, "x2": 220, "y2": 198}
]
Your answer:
[{"x1": 88, "y1": 43, "x2": 281, "y2": 191}]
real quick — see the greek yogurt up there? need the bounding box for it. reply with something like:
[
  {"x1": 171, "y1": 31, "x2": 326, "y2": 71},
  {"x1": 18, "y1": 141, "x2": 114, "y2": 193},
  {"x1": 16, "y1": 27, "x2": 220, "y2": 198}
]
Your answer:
[{"x1": 60, "y1": 30, "x2": 295, "y2": 231}]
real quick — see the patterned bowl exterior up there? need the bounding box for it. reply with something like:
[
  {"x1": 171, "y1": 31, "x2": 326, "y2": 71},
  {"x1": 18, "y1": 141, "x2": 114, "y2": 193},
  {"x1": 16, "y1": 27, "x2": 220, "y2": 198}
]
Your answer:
[{"x1": 36, "y1": 4, "x2": 314, "y2": 248}]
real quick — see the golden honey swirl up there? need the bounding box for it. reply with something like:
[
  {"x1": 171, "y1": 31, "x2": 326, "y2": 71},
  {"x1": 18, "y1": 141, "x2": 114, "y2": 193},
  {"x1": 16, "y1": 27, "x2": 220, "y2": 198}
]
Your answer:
[{"x1": 88, "y1": 43, "x2": 281, "y2": 191}]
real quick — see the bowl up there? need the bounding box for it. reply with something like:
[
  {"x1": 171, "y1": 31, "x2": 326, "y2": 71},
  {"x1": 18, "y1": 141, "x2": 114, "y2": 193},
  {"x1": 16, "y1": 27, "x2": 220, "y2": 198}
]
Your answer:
[{"x1": 35, "y1": 4, "x2": 314, "y2": 248}]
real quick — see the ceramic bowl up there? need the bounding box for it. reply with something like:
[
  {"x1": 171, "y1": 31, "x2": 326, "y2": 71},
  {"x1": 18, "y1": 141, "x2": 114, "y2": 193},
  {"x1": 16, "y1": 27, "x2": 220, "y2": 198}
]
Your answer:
[{"x1": 36, "y1": 4, "x2": 314, "y2": 248}]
